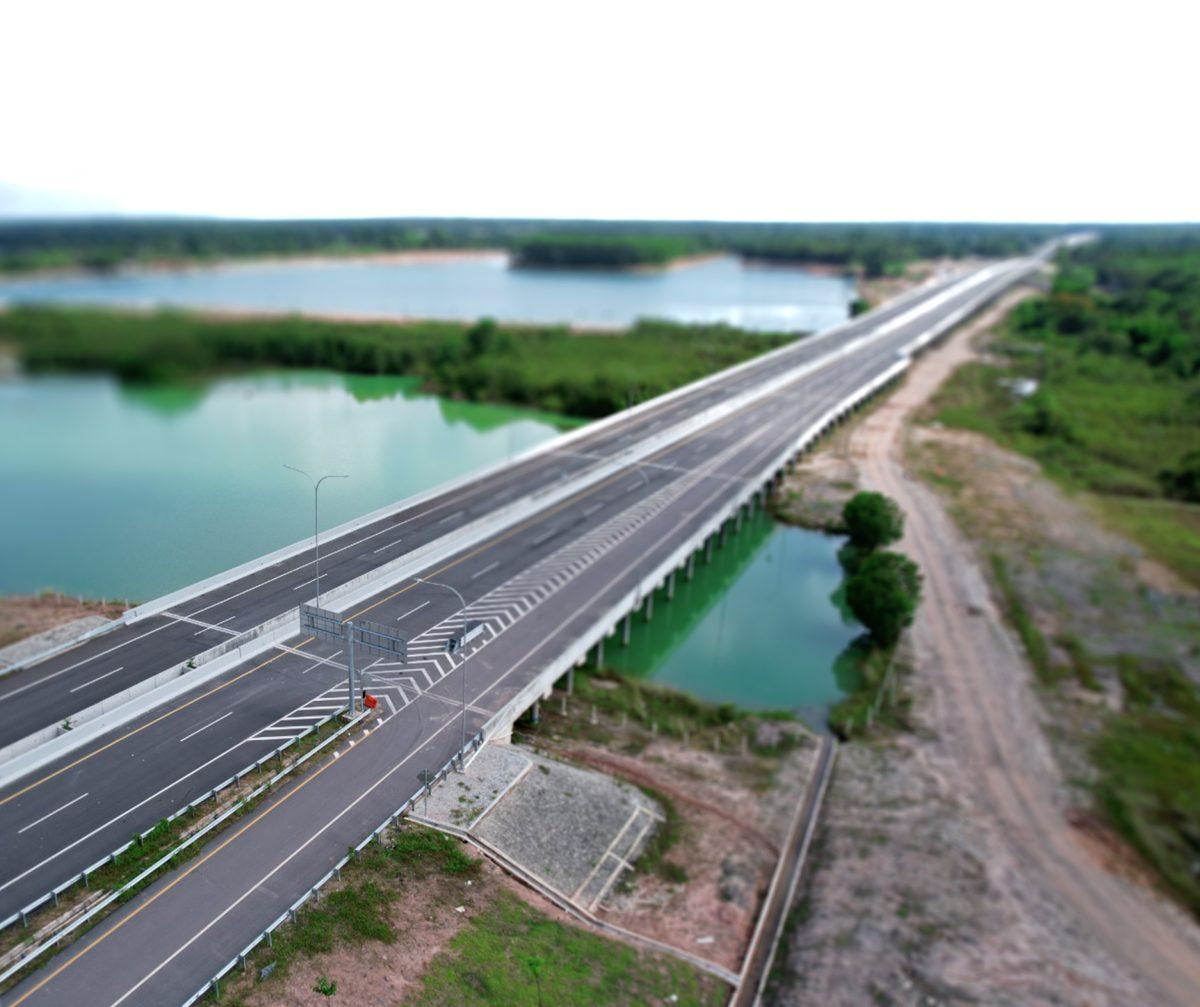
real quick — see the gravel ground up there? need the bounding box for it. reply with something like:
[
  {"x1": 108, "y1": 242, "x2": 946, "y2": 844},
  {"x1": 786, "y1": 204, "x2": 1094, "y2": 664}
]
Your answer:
[
  {"x1": 421, "y1": 742, "x2": 533, "y2": 830},
  {"x1": 472, "y1": 748, "x2": 661, "y2": 899},
  {"x1": 420, "y1": 742, "x2": 662, "y2": 903}
]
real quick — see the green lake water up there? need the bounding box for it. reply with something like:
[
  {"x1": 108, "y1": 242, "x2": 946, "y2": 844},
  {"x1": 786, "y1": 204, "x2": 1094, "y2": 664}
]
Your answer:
[
  {"x1": 0, "y1": 370, "x2": 577, "y2": 602},
  {"x1": 604, "y1": 508, "x2": 864, "y2": 722},
  {"x1": 1, "y1": 371, "x2": 861, "y2": 716}
]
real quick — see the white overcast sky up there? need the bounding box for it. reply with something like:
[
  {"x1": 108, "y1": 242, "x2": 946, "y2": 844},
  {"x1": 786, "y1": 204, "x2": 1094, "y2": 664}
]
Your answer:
[{"x1": 1, "y1": 0, "x2": 1195, "y2": 222}]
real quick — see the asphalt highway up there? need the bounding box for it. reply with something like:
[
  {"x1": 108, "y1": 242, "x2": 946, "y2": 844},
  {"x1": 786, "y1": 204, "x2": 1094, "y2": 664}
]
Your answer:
[
  {"x1": 0, "y1": 269, "x2": 966, "y2": 748},
  {"x1": 1, "y1": 253, "x2": 1048, "y2": 1004}
]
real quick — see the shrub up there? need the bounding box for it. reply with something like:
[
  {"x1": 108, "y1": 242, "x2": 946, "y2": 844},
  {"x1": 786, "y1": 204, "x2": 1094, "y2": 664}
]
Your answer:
[
  {"x1": 844, "y1": 551, "x2": 922, "y2": 647},
  {"x1": 842, "y1": 492, "x2": 904, "y2": 552}
]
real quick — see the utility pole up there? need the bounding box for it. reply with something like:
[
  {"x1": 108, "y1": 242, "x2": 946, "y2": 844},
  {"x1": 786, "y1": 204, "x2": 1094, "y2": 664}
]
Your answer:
[{"x1": 283, "y1": 465, "x2": 348, "y2": 608}]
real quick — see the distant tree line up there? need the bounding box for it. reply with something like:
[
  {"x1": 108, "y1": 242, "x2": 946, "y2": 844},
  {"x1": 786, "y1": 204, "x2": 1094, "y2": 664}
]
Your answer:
[
  {"x1": 0, "y1": 305, "x2": 789, "y2": 419},
  {"x1": 0, "y1": 217, "x2": 1125, "y2": 277},
  {"x1": 512, "y1": 233, "x2": 697, "y2": 269}
]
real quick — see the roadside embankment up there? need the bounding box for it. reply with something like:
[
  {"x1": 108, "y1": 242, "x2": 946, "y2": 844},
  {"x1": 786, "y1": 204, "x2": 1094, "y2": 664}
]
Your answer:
[{"x1": 0, "y1": 594, "x2": 126, "y2": 668}]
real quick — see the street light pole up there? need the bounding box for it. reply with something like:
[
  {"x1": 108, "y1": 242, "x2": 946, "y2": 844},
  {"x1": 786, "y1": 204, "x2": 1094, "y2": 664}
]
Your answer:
[
  {"x1": 284, "y1": 465, "x2": 348, "y2": 609},
  {"x1": 416, "y1": 576, "x2": 468, "y2": 767}
]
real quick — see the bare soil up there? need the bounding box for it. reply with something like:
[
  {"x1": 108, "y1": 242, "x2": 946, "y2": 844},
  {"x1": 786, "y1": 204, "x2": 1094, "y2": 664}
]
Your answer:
[
  {"x1": 767, "y1": 289, "x2": 1200, "y2": 1006},
  {"x1": 0, "y1": 594, "x2": 125, "y2": 651}
]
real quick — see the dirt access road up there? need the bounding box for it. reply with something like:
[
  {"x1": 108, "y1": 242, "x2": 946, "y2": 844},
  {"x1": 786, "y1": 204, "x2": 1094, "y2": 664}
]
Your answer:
[{"x1": 851, "y1": 293, "x2": 1200, "y2": 1005}]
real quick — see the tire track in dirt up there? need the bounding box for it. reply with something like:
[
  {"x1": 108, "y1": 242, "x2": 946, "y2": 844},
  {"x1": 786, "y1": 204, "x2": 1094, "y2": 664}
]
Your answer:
[{"x1": 851, "y1": 294, "x2": 1200, "y2": 1007}]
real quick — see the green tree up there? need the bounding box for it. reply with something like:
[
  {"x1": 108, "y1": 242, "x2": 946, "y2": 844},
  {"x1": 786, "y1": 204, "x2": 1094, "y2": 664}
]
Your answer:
[
  {"x1": 842, "y1": 491, "x2": 904, "y2": 552},
  {"x1": 465, "y1": 317, "x2": 498, "y2": 356},
  {"x1": 1159, "y1": 450, "x2": 1200, "y2": 503},
  {"x1": 845, "y1": 550, "x2": 922, "y2": 647}
]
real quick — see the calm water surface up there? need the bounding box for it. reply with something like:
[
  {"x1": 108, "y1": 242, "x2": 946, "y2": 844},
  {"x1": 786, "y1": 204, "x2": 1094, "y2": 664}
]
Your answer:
[
  {"x1": 0, "y1": 255, "x2": 853, "y2": 332},
  {"x1": 605, "y1": 509, "x2": 863, "y2": 721},
  {"x1": 0, "y1": 371, "x2": 575, "y2": 601}
]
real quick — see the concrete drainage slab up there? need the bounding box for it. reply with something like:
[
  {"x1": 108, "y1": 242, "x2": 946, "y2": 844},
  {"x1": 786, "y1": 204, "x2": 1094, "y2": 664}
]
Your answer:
[{"x1": 419, "y1": 742, "x2": 662, "y2": 911}]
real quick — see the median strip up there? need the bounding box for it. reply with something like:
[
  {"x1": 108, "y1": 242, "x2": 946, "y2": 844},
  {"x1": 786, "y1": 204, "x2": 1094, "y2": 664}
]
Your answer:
[{"x1": 0, "y1": 707, "x2": 368, "y2": 992}]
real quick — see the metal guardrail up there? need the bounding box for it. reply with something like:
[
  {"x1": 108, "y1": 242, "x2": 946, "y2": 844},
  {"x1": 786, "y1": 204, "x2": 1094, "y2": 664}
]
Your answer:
[
  {"x1": 0, "y1": 709, "x2": 369, "y2": 990},
  {"x1": 0, "y1": 707, "x2": 358, "y2": 938},
  {"x1": 177, "y1": 731, "x2": 484, "y2": 1007}
]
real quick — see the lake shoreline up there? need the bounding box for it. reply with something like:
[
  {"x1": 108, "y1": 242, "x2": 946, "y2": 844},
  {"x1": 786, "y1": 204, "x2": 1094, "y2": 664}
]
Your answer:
[
  {"x1": 0, "y1": 247, "x2": 855, "y2": 285},
  {"x1": 0, "y1": 247, "x2": 510, "y2": 284}
]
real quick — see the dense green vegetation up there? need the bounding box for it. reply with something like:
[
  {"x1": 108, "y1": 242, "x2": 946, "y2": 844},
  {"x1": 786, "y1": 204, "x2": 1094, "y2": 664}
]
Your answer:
[
  {"x1": 0, "y1": 217, "x2": 1072, "y2": 276},
  {"x1": 844, "y1": 551, "x2": 922, "y2": 648},
  {"x1": 929, "y1": 234, "x2": 1200, "y2": 585},
  {"x1": 0, "y1": 306, "x2": 789, "y2": 418},
  {"x1": 1093, "y1": 657, "x2": 1200, "y2": 918},
  {"x1": 513, "y1": 233, "x2": 697, "y2": 269},
  {"x1": 411, "y1": 890, "x2": 724, "y2": 1006}
]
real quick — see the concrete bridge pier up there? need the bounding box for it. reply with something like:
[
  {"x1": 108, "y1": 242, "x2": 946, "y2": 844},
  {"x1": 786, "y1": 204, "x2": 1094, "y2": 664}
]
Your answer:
[
  {"x1": 594, "y1": 638, "x2": 605, "y2": 667},
  {"x1": 705, "y1": 536, "x2": 714, "y2": 563},
  {"x1": 686, "y1": 553, "x2": 695, "y2": 581},
  {"x1": 622, "y1": 612, "x2": 632, "y2": 646},
  {"x1": 667, "y1": 570, "x2": 676, "y2": 600},
  {"x1": 644, "y1": 592, "x2": 654, "y2": 622}
]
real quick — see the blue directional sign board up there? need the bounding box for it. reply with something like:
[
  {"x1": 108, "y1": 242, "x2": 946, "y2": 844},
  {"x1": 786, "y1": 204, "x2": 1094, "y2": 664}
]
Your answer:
[
  {"x1": 300, "y1": 604, "x2": 343, "y2": 644},
  {"x1": 352, "y1": 617, "x2": 408, "y2": 663},
  {"x1": 301, "y1": 604, "x2": 408, "y2": 663}
]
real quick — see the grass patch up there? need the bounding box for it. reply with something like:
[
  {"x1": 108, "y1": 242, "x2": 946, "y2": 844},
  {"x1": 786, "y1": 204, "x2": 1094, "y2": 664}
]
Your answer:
[
  {"x1": 388, "y1": 824, "x2": 479, "y2": 877},
  {"x1": 1089, "y1": 495, "x2": 1200, "y2": 589},
  {"x1": 541, "y1": 668, "x2": 799, "y2": 758},
  {"x1": 1055, "y1": 633, "x2": 1102, "y2": 691},
  {"x1": 218, "y1": 824, "x2": 479, "y2": 996},
  {"x1": 826, "y1": 637, "x2": 911, "y2": 738},
  {"x1": 1092, "y1": 656, "x2": 1200, "y2": 917},
  {"x1": 987, "y1": 553, "x2": 1061, "y2": 685},
  {"x1": 408, "y1": 890, "x2": 725, "y2": 1006}
]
